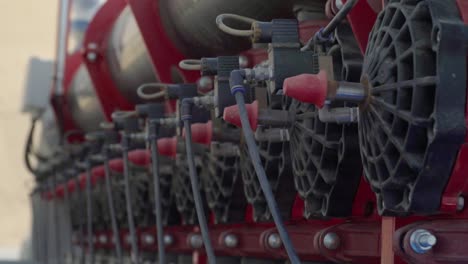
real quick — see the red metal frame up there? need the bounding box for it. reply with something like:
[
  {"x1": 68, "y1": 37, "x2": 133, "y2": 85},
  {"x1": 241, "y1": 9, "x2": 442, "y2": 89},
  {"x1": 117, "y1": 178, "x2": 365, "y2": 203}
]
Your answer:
[
  {"x1": 126, "y1": 0, "x2": 200, "y2": 84},
  {"x1": 344, "y1": 0, "x2": 378, "y2": 53},
  {"x1": 82, "y1": 0, "x2": 132, "y2": 121}
]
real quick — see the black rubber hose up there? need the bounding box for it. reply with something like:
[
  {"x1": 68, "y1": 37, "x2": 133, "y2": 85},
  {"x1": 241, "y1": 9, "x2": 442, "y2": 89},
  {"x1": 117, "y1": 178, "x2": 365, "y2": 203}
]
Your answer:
[
  {"x1": 233, "y1": 92, "x2": 301, "y2": 264},
  {"x1": 301, "y1": 0, "x2": 358, "y2": 50},
  {"x1": 148, "y1": 120, "x2": 166, "y2": 264},
  {"x1": 85, "y1": 163, "x2": 94, "y2": 264},
  {"x1": 103, "y1": 150, "x2": 123, "y2": 264},
  {"x1": 322, "y1": 0, "x2": 358, "y2": 37},
  {"x1": 24, "y1": 117, "x2": 39, "y2": 175},
  {"x1": 121, "y1": 135, "x2": 140, "y2": 263},
  {"x1": 183, "y1": 118, "x2": 217, "y2": 264}
]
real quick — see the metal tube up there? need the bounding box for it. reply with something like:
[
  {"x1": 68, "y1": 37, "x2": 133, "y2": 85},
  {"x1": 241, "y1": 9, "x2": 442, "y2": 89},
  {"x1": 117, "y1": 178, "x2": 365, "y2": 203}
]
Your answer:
[
  {"x1": 85, "y1": 163, "x2": 94, "y2": 264},
  {"x1": 103, "y1": 149, "x2": 123, "y2": 264},
  {"x1": 54, "y1": 0, "x2": 71, "y2": 96},
  {"x1": 148, "y1": 120, "x2": 166, "y2": 264},
  {"x1": 318, "y1": 105, "x2": 359, "y2": 123},
  {"x1": 332, "y1": 82, "x2": 366, "y2": 103},
  {"x1": 121, "y1": 135, "x2": 139, "y2": 263},
  {"x1": 63, "y1": 177, "x2": 74, "y2": 264}
]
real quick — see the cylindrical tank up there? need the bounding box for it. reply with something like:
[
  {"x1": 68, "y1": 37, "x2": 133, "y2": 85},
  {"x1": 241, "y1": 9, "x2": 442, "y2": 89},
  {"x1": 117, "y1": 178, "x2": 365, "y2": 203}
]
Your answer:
[
  {"x1": 67, "y1": 65, "x2": 106, "y2": 132},
  {"x1": 106, "y1": 7, "x2": 158, "y2": 104},
  {"x1": 158, "y1": 0, "x2": 326, "y2": 58}
]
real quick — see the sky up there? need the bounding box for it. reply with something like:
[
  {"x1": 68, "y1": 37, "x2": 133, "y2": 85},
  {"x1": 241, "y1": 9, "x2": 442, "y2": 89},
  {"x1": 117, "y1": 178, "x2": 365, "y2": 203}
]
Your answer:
[{"x1": 0, "y1": 1, "x2": 57, "y2": 259}]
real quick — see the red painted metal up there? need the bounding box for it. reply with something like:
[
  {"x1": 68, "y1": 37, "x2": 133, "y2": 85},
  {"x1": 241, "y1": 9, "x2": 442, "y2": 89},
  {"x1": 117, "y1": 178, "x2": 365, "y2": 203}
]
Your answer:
[
  {"x1": 314, "y1": 221, "x2": 381, "y2": 264},
  {"x1": 344, "y1": 0, "x2": 378, "y2": 54},
  {"x1": 351, "y1": 177, "x2": 378, "y2": 218},
  {"x1": 127, "y1": 0, "x2": 200, "y2": 84},
  {"x1": 394, "y1": 220, "x2": 468, "y2": 264},
  {"x1": 82, "y1": 0, "x2": 133, "y2": 121},
  {"x1": 163, "y1": 226, "x2": 196, "y2": 255},
  {"x1": 90, "y1": 220, "x2": 387, "y2": 262}
]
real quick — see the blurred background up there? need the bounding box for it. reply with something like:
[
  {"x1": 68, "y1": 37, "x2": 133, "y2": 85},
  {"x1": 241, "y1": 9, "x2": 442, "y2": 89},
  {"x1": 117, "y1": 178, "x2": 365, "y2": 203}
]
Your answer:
[{"x1": 0, "y1": 1, "x2": 57, "y2": 260}]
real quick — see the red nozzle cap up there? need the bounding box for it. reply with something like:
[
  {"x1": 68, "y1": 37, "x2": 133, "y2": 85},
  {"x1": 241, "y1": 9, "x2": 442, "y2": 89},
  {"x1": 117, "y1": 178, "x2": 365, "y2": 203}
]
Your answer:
[
  {"x1": 128, "y1": 149, "x2": 151, "y2": 167},
  {"x1": 109, "y1": 158, "x2": 124, "y2": 173},
  {"x1": 190, "y1": 121, "x2": 213, "y2": 146},
  {"x1": 157, "y1": 137, "x2": 177, "y2": 158},
  {"x1": 55, "y1": 184, "x2": 65, "y2": 199},
  {"x1": 67, "y1": 179, "x2": 76, "y2": 193},
  {"x1": 92, "y1": 166, "x2": 105, "y2": 181},
  {"x1": 283, "y1": 70, "x2": 328, "y2": 108},
  {"x1": 79, "y1": 173, "x2": 87, "y2": 190},
  {"x1": 223, "y1": 100, "x2": 259, "y2": 130}
]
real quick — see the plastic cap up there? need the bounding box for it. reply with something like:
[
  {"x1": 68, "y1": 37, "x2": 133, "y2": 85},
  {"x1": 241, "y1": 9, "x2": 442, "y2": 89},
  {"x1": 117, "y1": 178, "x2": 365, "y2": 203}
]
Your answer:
[
  {"x1": 157, "y1": 137, "x2": 178, "y2": 158},
  {"x1": 191, "y1": 121, "x2": 213, "y2": 146},
  {"x1": 222, "y1": 100, "x2": 259, "y2": 130},
  {"x1": 283, "y1": 70, "x2": 328, "y2": 108}
]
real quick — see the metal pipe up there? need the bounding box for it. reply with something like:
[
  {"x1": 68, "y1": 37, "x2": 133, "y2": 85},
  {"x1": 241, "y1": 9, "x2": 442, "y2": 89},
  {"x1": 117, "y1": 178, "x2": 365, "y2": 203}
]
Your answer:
[
  {"x1": 147, "y1": 120, "x2": 166, "y2": 264},
  {"x1": 63, "y1": 177, "x2": 74, "y2": 264},
  {"x1": 85, "y1": 162, "x2": 94, "y2": 264},
  {"x1": 103, "y1": 149, "x2": 123, "y2": 264},
  {"x1": 318, "y1": 105, "x2": 359, "y2": 123},
  {"x1": 54, "y1": 0, "x2": 71, "y2": 96},
  {"x1": 331, "y1": 81, "x2": 366, "y2": 103},
  {"x1": 121, "y1": 135, "x2": 140, "y2": 263}
]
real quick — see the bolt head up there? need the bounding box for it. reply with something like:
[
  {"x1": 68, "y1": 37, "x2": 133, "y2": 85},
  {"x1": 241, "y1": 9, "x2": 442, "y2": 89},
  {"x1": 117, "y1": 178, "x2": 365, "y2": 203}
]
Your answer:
[
  {"x1": 125, "y1": 235, "x2": 132, "y2": 244},
  {"x1": 457, "y1": 196, "x2": 465, "y2": 211},
  {"x1": 224, "y1": 234, "x2": 239, "y2": 248},
  {"x1": 410, "y1": 229, "x2": 437, "y2": 254},
  {"x1": 142, "y1": 234, "x2": 155, "y2": 245},
  {"x1": 189, "y1": 234, "x2": 203, "y2": 249},
  {"x1": 99, "y1": 234, "x2": 108, "y2": 244},
  {"x1": 164, "y1": 234, "x2": 174, "y2": 246},
  {"x1": 323, "y1": 232, "x2": 340, "y2": 250},
  {"x1": 197, "y1": 76, "x2": 213, "y2": 93},
  {"x1": 267, "y1": 233, "x2": 282, "y2": 249},
  {"x1": 239, "y1": 56, "x2": 249, "y2": 68},
  {"x1": 87, "y1": 52, "x2": 97, "y2": 62}
]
